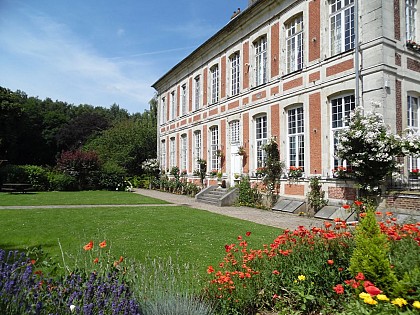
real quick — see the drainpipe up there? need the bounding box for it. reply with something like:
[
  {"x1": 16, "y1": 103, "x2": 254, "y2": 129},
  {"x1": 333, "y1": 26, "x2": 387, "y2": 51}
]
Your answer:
[{"x1": 354, "y1": 0, "x2": 360, "y2": 108}]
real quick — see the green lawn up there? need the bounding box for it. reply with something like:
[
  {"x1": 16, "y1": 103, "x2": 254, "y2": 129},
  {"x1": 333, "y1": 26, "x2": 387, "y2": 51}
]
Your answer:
[
  {"x1": 0, "y1": 190, "x2": 168, "y2": 206},
  {"x1": 0, "y1": 192, "x2": 280, "y2": 270}
]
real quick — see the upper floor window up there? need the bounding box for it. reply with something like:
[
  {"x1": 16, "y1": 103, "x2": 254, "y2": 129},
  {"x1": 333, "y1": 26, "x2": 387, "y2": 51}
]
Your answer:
[
  {"x1": 330, "y1": 0, "x2": 355, "y2": 55},
  {"x1": 210, "y1": 65, "x2": 219, "y2": 104},
  {"x1": 161, "y1": 97, "x2": 166, "y2": 125},
  {"x1": 210, "y1": 126, "x2": 220, "y2": 170},
  {"x1": 230, "y1": 52, "x2": 240, "y2": 96},
  {"x1": 286, "y1": 15, "x2": 304, "y2": 73},
  {"x1": 229, "y1": 120, "x2": 240, "y2": 144},
  {"x1": 288, "y1": 106, "x2": 305, "y2": 169},
  {"x1": 194, "y1": 76, "x2": 201, "y2": 111},
  {"x1": 180, "y1": 134, "x2": 187, "y2": 172},
  {"x1": 170, "y1": 91, "x2": 176, "y2": 120},
  {"x1": 181, "y1": 84, "x2": 187, "y2": 116},
  {"x1": 331, "y1": 94, "x2": 355, "y2": 169},
  {"x1": 406, "y1": 0, "x2": 417, "y2": 41},
  {"x1": 255, "y1": 115, "x2": 267, "y2": 168},
  {"x1": 408, "y1": 95, "x2": 419, "y2": 130},
  {"x1": 254, "y1": 36, "x2": 267, "y2": 86}
]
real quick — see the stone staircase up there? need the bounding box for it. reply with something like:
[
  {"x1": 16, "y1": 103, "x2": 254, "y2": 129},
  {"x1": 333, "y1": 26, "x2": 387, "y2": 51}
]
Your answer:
[{"x1": 196, "y1": 185, "x2": 238, "y2": 206}]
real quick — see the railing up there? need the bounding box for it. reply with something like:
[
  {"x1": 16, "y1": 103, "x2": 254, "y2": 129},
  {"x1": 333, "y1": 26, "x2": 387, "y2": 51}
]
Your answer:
[{"x1": 386, "y1": 173, "x2": 420, "y2": 191}]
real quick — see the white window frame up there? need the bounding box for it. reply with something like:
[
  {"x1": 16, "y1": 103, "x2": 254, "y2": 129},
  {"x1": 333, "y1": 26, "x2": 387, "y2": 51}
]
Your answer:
[
  {"x1": 407, "y1": 95, "x2": 419, "y2": 170},
  {"x1": 181, "y1": 84, "x2": 187, "y2": 116},
  {"x1": 230, "y1": 52, "x2": 240, "y2": 96},
  {"x1": 230, "y1": 120, "x2": 240, "y2": 145},
  {"x1": 160, "y1": 97, "x2": 166, "y2": 125},
  {"x1": 287, "y1": 106, "x2": 305, "y2": 169},
  {"x1": 180, "y1": 134, "x2": 187, "y2": 172},
  {"x1": 193, "y1": 131, "x2": 202, "y2": 170},
  {"x1": 161, "y1": 140, "x2": 166, "y2": 171},
  {"x1": 210, "y1": 65, "x2": 219, "y2": 104},
  {"x1": 330, "y1": 94, "x2": 355, "y2": 170},
  {"x1": 406, "y1": 0, "x2": 417, "y2": 41},
  {"x1": 286, "y1": 15, "x2": 304, "y2": 73},
  {"x1": 194, "y1": 75, "x2": 201, "y2": 111},
  {"x1": 210, "y1": 126, "x2": 220, "y2": 170},
  {"x1": 170, "y1": 91, "x2": 176, "y2": 120},
  {"x1": 255, "y1": 115, "x2": 268, "y2": 168},
  {"x1": 254, "y1": 36, "x2": 267, "y2": 86},
  {"x1": 330, "y1": 0, "x2": 355, "y2": 56},
  {"x1": 169, "y1": 137, "x2": 176, "y2": 170}
]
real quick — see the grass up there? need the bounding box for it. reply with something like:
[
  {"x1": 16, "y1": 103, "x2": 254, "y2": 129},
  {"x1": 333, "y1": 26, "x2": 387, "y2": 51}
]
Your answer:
[
  {"x1": 0, "y1": 190, "x2": 168, "y2": 206},
  {"x1": 0, "y1": 192, "x2": 281, "y2": 270}
]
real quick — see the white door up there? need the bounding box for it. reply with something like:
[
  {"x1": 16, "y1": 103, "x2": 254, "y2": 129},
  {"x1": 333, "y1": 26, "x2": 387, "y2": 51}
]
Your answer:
[{"x1": 230, "y1": 145, "x2": 242, "y2": 185}]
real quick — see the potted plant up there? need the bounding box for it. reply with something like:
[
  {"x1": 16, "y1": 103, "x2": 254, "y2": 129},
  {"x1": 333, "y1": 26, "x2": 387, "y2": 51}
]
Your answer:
[
  {"x1": 409, "y1": 168, "x2": 419, "y2": 179},
  {"x1": 255, "y1": 167, "x2": 267, "y2": 178},
  {"x1": 288, "y1": 166, "x2": 304, "y2": 179},
  {"x1": 237, "y1": 146, "x2": 246, "y2": 156},
  {"x1": 332, "y1": 166, "x2": 352, "y2": 179}
]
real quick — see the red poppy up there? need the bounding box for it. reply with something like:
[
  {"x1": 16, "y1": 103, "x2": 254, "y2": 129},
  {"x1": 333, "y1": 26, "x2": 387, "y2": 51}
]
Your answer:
[
  {"x1": 99, "y1": 240, "x2": 107, "y2": 248},
  {"x1": 365, "y1": 285, "x2": 382, "y2": 296},
  {"x1": 342, "y1": 204, "x2": 351, "y2": 210},
  {"x1": 207, "y1": 266, "x2": 215, "y2": 274},
  {"x1": 30, "y1": 259, "x2": 36, "y2": 265},
  {"x1": 83, "y1": 241, "x2": 93, "y2": 251},
  {"x1": 324, "y1": 222, "x2": 332, "y2": 229},
  {"x1": 355, "y1": 272, "x2": 365, "y2": 280},
  {"x1": 245, "y1": 231, "x2": 251, "y2": 237},
  {"x1": 327, "y1": 259, "x2": 334, "y2": 265},
  {"x1": 386, "y1": 211, "x2": 393, "y2": 216},
  {"x1": 272, "y1": 270, "x2": 280, "y2": 275},
  {"x1": 375, "y1": 211, "x2": 382, "y2": 216},
  {"x1": 119, "y1": 256, "x2": 124, "y2": 263},
  {"x1": 354, "y1": 200, "x2": 363, "y2": 207},
  {"x1": 333, "y1": 284, "x2": 344, "y2": 294},
  {"x1": 93, "y1": 257, "x2": 99, "y2": 264},
  {"x1": 363, "y1": 280, "x2": 374, "y2": 288},
  {"x1": 338, "y1": 267, "x2": 344, "y2": 272},
  {"x1": 359, "y1": 212, "x2": 367, "y2": 218}
]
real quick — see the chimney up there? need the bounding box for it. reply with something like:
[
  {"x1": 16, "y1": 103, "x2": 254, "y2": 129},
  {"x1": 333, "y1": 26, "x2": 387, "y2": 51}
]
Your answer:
[{"x1": 248, "y1": 0, "x2": 259, "y2": 6}]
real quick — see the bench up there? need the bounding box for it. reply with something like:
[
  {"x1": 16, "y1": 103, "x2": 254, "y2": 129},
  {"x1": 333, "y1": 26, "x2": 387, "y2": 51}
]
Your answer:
[{"x1": 1, "y1": 183, "x2": 34, "y2": 193}]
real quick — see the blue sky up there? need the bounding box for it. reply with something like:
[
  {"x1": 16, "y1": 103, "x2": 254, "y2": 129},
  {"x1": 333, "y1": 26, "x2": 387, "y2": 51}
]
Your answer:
[{"x1": 0, "y1": 0, "x2": 248, "y2": 113}]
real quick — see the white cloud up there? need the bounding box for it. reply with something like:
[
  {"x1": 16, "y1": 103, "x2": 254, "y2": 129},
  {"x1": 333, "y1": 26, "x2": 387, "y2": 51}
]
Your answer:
[{"x1": 0, "y1": 8, "x2": 154, "y2": 113}]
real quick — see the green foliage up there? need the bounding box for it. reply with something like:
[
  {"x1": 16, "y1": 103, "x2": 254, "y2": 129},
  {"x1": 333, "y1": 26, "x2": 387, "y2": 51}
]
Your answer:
[
  {"x1": 98, "y1": 162, "x2": 127, "y2": 191},
  {"x1": 307, "y1": 176, "x2": 328, "y2": 213},
  {"x1": 21, "y1": 165, "x2": 49, "y2": 191},
  {"x1": 262, "y1": 138, "x2": 284, "y2": 208},
  {"x1": 46, "y1": 172, "x2": 77, "y2": 191},
  {"x1": 236, "y1": 175, "x2": 262, "y2": 207},
  {"x1": 0, "y1": 164, "x2": 28, "y2": 184},
  {"x1": 349, "y1": 207, "x2": 398, "y2": 293}
]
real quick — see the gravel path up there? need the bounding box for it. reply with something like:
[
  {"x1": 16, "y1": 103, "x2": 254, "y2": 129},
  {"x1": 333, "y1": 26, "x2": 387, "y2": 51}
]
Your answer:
[{"x1": 133, "y1": 188, "x2": 324, "y2": 230}]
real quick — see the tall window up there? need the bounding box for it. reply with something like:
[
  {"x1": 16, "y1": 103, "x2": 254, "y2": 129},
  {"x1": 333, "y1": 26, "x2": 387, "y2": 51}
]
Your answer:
[
  {"x1": 194, "y1": 131, "x2": 202, "y2": 170},
  {"x1": 210, "y1": 126, "x2": 220, "y2": 170},
  {"x1": 331, "y1": 94, "x2": 355, "y2": 169},
  {"x1": 406, "y1": 0, "x2": 417, "y2": 41},
  {"x1": 255, "y1": 116, "x2": 267, "y2": 168},
  {"x1": 210, "y1": 65, "x2": 219, "y2": 104},
  {"x1": 286, "y1": 15, "x2": 304, "y2": 73},
  {"x1": 181, "y1": 84, "x2": 187, "y2": 116},
  {"x1": 194, "y1": 76, "x2": 201, "y2": 111},
  {"x1": 330, "y1": 0, "x2": 355, "y2": 55},
  {"x1": 254, "y1": 36, "x2": 267, "y2": 86},
  {"x1": 161, "y1": 140, "x2": 166, "y2": 171},
  {"x1": 170, "y1": 91, "x2": 176, "y2": 120},
  {"x1": 230, "y1": 52, "x2": 240, "y2": 96},
  {"x1": 161, "y1": 97, "x2": 166, "y2": 125},
  {"x1": 169, "y1": 137, "x2": 176, "y2": 170},
  {"x1": 407, "y1": 95, "x2": 419, "y2": 170},
  {"x1": 230, "y1": 120, "x2": 240, "y2": 145},
  {"x1": 180, "y1": 134, "x2": 187, "y2": 172},
  {"x1": 288, "y1": 107, "x2": 305, "y2": 169}
]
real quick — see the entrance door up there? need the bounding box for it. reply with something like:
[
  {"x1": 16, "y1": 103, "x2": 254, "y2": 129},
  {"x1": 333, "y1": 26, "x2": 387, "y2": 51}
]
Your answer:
[{"x1": 230, "y1": 145, "x2": 242, "y2": 185}]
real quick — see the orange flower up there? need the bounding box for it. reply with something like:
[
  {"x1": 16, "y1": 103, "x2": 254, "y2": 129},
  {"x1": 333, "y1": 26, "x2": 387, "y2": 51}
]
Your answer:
[
  {"x1": 93, "y1": 257, "x2": 99, "y2": 264},
  {"x1": 99, "y1": 240, "x2": 107, "y2": 248},
  {"x1": 359, "y1": 212, "x2": 367, "y2": 218},
  {"x1": 245, "y1": 231, "x2": 251, "y2": 237},
  {"x1": 207, "y1": 266, "x2": 215, "y2": 274},
  {"x1": 354, "y1": 200, "x2": 363, "y2": 207},
  {"x1": 355, "y1": 272, "x2": 365, "y2": 281},
  {"x1": 386, "y1": 211, "x2": 393, "y2": 216},
  {"x1": 365, "y1": 284, "x2": 382, "y2": 296},
  {"x1": 30, "y1": 259, "x2": 36, "y2": 265},
  {"x1": 272, "y1": 270, "x2": 280, "y2": 275},
  {"x1": 342, "y1": 204, "x2": 351, "y2": 210},
  {"x1": 83, "y1": 241, "x2": 93, "y2": 251},
  {"x1": 324, "y1": 222, "x2": 332, "y2": 229},
  {"x1": 327, "y1": 259, "x2": 334, "y2": 265},
  {"x1": 119, "y1": 256, "x2": 124, "y2": 263},
  {"x1": 375, "y1": 211, "x2": 382, "y2": 216},
  {"x1": 333, "y1": 284, "x2": 344, "y2": 294}
]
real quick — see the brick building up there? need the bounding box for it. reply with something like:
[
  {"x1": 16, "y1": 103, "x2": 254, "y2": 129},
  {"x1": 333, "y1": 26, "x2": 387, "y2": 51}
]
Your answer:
[{"x1": 152, "y1": 0, "x2": 420, "y2": 203}]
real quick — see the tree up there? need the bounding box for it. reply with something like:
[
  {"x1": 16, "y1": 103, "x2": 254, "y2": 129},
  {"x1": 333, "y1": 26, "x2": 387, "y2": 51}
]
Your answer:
[
  {"x1": 263, "y1": 137, "x2": 284, "y2": 207},
  {"x1": 336, "y1": 107, "x2": 401, "y2": 195}
]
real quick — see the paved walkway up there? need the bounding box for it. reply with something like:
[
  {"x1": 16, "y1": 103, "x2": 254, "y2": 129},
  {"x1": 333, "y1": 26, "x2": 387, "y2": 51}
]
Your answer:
[{"x1": 133, "y1": 188, "x2": 324, "y2": 230}]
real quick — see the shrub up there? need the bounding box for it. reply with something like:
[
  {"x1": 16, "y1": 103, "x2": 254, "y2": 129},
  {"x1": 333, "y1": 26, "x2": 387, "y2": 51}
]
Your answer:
[
  {"x1": 307, "y1": 176, "x2": 328, "y2": 213},
  {"x1": 98, "y1": 162, "x2": 127, "y2": 190},
  {"x1": 21, "y1": 165, "x2": 49, "y2": 191},
  {"x1": 0, "y1": 164, "x2": 27, "y2": 184},
  {"x1": 236, "y1": 176, "x2": 261, "y2": 207},
  {"x1": 47, "y1": 172, "x2": 77, "y2": 191}
]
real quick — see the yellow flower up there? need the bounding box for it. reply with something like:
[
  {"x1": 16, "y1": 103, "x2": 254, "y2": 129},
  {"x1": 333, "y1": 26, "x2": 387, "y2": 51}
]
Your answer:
[
  {"x1": 376, "y1": 294, "x2": 389, "y2": 301},
  {"x1": 413, "y1": 301, "x2": 420, "y2": 309},
  {"x1": 391, "y1": 298, "x2": 408, "y2": 307},
  {"x1": 297, "y1": 275, "x2": 306, "y2": 281},
  {"x1": 363, "y1": 296, "x2": 378, "y2": 305},
  {"x1": 359, "y1": 292, "x2": 371, "y2": 300}
]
